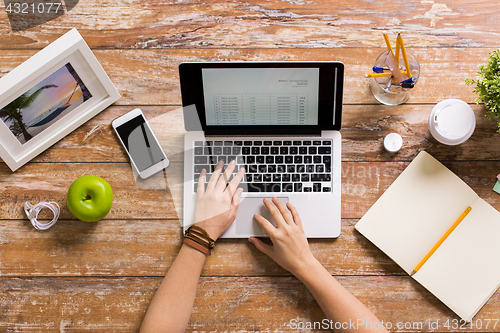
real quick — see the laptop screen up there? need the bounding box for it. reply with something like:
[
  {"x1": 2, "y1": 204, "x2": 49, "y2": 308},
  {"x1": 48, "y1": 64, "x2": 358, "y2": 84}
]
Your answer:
[
  {"x1": 179, "y1": 62, "x2": 344, "y2": 135},
  {"x1": 202, "y1": 68, "x2": 320, "y2": 126}
]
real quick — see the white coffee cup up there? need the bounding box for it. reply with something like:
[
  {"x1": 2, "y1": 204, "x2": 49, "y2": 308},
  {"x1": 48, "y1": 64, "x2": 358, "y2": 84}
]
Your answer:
[{"x1": 428, "y1": 99, "x2": 475, "y2": 145}]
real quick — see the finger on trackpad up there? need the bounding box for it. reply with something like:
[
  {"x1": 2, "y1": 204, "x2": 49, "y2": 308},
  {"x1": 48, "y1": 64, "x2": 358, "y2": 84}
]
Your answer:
[{"x1": 235, "y1": 197, "x2": 289, "y2": 236}]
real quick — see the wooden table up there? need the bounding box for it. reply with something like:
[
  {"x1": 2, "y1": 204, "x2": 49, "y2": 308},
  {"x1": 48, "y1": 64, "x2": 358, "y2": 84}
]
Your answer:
[{"x1": 2, "y1": 1, "x2": 500, "y2": 332}]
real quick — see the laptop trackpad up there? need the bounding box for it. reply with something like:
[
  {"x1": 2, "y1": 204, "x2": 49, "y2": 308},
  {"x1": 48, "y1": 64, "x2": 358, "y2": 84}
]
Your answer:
[{"x1": 235, "y1": 197, "x2": 289, "y2": 236}]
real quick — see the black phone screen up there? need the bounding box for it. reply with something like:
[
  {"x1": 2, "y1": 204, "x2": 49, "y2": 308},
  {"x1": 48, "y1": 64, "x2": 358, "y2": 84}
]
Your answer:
[{"x1": 115, "y1": 114, "x2": 165, "y2": 172}]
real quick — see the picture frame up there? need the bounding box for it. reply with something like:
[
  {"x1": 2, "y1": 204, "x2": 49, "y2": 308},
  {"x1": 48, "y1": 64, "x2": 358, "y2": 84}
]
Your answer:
[{"x1": 0, "y1": 28, "x2": 120, "y2": 171}]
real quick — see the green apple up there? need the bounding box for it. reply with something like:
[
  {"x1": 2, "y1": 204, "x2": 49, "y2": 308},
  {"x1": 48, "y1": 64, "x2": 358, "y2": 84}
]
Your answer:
[{"x1": 67, "y1": 175, "x2": 113, "y2": 222}]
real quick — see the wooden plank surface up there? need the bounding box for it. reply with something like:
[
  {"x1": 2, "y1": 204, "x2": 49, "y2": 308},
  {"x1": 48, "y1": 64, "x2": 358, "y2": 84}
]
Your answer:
[
  {"x1": 0, "y1": 162, "x2": 177, "y2": 220},
  {"x1": 0, "y1": 219, "x2": 402, "y2": 277},
  {"x1": 1, "y1": 276, "x2": 500, "y2": 332},
  {"x1": 2, "y1": 160, "x2": 500, "y2": 221},
  {"x1": 2, "y1": 103, "x2": 499, "y2": 165},
  {"x1": 2, "y1": 0, "x2": 500, "y2": 331},
  {"x1": 1, "y1": 1, "x2": 500, "y2": 49},
  {"x1": 0, "y1": 48, "x2": 489, "y2": 105},
  {"x1": 1, "y1": 160, "x2": 500, "y2": 277},
  {"x1": 0, "y1": 100, "x2": 498, "y2": 176}
]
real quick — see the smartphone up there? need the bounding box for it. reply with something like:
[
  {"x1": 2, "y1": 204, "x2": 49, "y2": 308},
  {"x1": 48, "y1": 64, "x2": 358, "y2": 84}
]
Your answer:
[{"x1": 112, "y1": 108, "x2": 169, "y2": 179}]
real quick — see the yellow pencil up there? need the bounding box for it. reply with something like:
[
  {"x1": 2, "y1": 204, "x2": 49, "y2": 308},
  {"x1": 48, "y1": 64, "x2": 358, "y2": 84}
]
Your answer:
[
  {"x1": 364, "y1": 71, "x2": 406, "y2": 78},
  {"x1": 383, "y1": 33, "x2": 395, "y2": 57},
  {"x1": 398, "y1": 33, "x2": 412, "y2": 78},
  {"x1": 411, "y1": 206, "x2": 472, "y2": 276},
  {"x1": 395, "y1": 35, "x2": 400, "y2": 66}
]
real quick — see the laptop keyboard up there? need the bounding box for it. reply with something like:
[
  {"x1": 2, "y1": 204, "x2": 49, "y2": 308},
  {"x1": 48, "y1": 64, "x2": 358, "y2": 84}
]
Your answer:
[{"x1": 193, "y1": 139, "x2": 333, "y2": 193}]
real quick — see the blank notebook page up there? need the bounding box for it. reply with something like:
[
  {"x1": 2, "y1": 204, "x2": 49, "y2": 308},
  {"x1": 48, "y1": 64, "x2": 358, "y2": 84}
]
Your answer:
[
  {"x1": 413, "y1": 198, "x2": 500, "y2": 321},
  {"x1": 355, "y1": 151, "x2": 478, "y2": 274}
]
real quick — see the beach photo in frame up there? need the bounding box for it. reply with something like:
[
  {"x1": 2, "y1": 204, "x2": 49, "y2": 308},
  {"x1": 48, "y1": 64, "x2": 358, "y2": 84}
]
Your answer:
[{"x1": 0, "y1": 28, "x2": 120, "y2": 171}]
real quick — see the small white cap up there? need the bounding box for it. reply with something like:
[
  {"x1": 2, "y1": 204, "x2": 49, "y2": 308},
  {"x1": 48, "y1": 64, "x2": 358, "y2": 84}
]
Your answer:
[{"x1": 384, "y1": 133, "x2": 403, "y2": 153}]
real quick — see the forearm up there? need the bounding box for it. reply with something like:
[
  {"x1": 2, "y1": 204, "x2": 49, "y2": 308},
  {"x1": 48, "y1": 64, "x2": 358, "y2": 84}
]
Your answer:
[
  {"x1": 295, "y1": 260, "x2": 388, "y2": 333},
  {"x1": 140, "y1": 243, "x2": 207, "y2": 333}
]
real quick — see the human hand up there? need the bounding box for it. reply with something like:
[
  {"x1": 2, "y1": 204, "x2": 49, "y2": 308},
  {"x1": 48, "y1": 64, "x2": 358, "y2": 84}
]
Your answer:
[
  {"x1": 248, "y1": 198, "x2": 318, "y2": 277},
  {"x1": 193, "y1": 160, "x2": 245, "y2": 241}
]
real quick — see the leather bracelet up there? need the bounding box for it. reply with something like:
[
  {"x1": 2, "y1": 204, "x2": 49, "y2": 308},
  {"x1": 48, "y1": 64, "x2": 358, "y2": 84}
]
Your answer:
[
  {"x1": 184, "y1": 225, "x2": 216, "y2": 255},
  {"x1": 184, "y1": 234, "x2": 210, "y2": 249},
  {"x1": 187, "y1": 225, "x2": 215, "y2": 249},
  {"x1": 184, "y1": 238, "x2": 211, "y2": 255}
]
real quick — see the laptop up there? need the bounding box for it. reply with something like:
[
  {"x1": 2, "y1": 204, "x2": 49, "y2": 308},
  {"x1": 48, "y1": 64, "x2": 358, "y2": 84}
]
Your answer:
[{"x1": 179, "y1": 62, "x2": 343, "y2": 238}]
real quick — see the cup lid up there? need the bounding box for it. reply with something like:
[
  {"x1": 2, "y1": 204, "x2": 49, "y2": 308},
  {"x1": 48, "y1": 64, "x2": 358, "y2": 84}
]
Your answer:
[{"x1": 429, "y1": 99, "x2": 475, "y2": 145}]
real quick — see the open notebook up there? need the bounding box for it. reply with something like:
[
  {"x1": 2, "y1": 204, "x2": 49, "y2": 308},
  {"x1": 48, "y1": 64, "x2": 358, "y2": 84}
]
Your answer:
[{"x1": 355, "y1": 151, "x2": 500, "y2": 321}]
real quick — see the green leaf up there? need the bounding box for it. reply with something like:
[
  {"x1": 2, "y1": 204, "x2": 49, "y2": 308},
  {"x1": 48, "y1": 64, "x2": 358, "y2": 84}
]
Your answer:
[{"x1": 466, "y1": 50, "x2": 500, "y2": 130}]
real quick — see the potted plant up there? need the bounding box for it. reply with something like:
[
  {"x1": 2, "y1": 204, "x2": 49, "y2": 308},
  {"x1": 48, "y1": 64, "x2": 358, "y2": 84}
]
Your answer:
[{"x1": 466, "y1": 50, "x2": 500, "y2": 131}]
